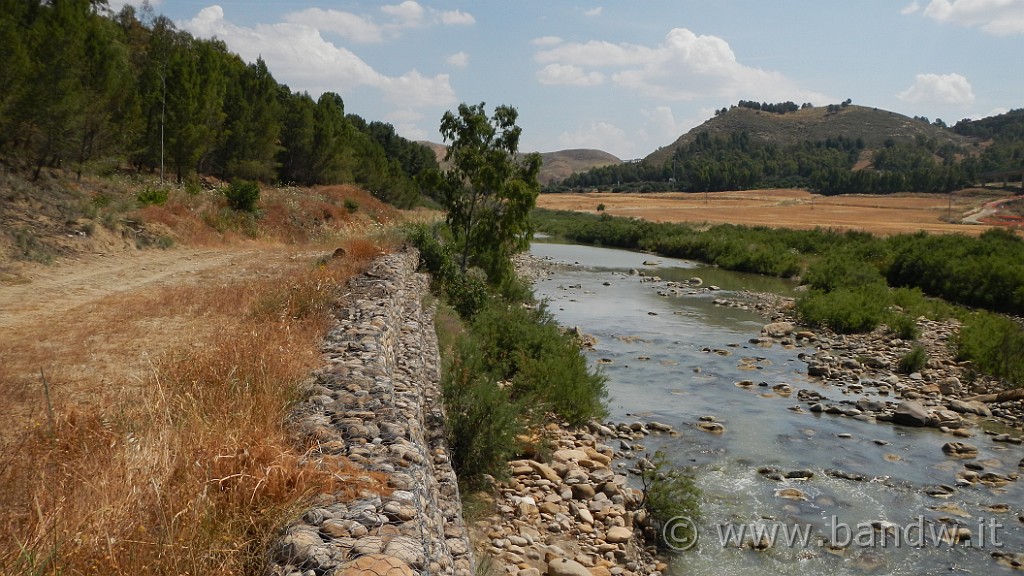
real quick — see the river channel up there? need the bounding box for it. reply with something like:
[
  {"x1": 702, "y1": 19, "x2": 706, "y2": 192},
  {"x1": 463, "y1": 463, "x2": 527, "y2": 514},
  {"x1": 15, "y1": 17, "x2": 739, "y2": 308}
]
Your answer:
[{"x1": 529, "y1": 241, "x2": 1024, "y2": 576}]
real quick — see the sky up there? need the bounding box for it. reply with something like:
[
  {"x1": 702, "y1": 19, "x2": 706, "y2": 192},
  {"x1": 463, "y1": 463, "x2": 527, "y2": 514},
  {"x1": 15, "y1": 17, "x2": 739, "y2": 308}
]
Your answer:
[{"x1": 110, "y1": 0, "x2": 1024, "y2": 159}]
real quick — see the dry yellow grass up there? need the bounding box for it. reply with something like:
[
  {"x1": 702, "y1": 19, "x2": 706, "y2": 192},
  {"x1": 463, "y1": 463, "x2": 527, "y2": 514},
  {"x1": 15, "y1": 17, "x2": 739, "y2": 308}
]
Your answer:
[
  {"x1": 0, "y1": 183, "x2": 404, "y2": 575},
  {"x1": 537, "y1": 188, "x2": 1009, "y2": 236}
]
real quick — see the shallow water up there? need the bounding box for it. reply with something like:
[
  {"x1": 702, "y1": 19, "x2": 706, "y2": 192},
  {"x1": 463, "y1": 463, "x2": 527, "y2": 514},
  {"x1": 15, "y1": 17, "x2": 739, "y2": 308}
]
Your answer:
[{"x1": 529, "y1": 241, "x2": 1024, "y2": 575}]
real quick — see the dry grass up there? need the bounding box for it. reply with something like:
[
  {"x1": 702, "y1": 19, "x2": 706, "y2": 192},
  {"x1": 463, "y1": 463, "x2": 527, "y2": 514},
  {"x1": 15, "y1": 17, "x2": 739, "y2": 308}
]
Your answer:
[
  {"x1": 0, "y1": 181, "x2": 407, "y2": 575},
  {"x1": 537, "y1": 189, "x2": 1010, "y2": 236}
]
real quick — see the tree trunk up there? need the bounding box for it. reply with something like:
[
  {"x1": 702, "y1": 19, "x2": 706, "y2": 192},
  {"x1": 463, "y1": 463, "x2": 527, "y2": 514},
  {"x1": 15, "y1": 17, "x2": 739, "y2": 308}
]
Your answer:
[{"x1": 963, "y1": 389, "x2": 1024, "y2": 403}]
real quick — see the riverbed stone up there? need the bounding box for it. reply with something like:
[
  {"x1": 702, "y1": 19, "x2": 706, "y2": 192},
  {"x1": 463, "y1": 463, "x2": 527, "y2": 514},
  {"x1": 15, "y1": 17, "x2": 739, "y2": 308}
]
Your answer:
[
  {"x1": 942, "y1": 442, "x2": 979, "y2": 458},
  {"x1": 549, "y1": 558, "x2": 593, "y2": 576},
  {"x1": 893, "y1": 401, "x2": 929, "y2": 427}
]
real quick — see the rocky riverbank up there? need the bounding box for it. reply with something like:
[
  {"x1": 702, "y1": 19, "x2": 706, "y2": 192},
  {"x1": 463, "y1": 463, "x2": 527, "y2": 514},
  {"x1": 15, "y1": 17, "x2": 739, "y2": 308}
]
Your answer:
[
  {"x1": 637, "y1": 259, "x2": 1024, "y2": 508},
  {"x1": 520, "y1": 248, "x2": 1024, "y2": 553},
  {"x1": 465, "y1": 419, "x2": 683, "y2": 576},
  {"x1": 267, "y1": 251, "x2": 473, "y2": 576}
]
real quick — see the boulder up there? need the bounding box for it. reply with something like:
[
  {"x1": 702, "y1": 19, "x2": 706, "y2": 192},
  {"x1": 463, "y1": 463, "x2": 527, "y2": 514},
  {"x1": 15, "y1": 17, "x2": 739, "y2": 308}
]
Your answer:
[
  {"x1": 893, "y1": 401, "x2": 929, "y2": 427},
  {"x1": 941, "y1": 442, "x2": 978, "y2": 459},
  {"x1": 762, "y1": 322, "x2": 795, "y2": 338},
  {"x1": 332, "y1": 554, "x2": 415, "y2": 576},
  {"x1": 605, "y1": 526, "x2": 633, "y2": 544},
  {"x1": 548, "y1": 558, "x2": 592, "y2": 576},
  {"x1": 946, "y1": 399, "x2": 993, "y2": 417},
  {"x1": 939, "y1": 377, "x2": 962, "y2": 396}
]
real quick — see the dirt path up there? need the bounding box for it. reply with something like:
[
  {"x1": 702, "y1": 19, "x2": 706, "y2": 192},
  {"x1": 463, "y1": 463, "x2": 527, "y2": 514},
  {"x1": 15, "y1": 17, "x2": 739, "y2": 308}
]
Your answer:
[{"x1": 0, "y1": 247, "x2": 258, "y2": 332}]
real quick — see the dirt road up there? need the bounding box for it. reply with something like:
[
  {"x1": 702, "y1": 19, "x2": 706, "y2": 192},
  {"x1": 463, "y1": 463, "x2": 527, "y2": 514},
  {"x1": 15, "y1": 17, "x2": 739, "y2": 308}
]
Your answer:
[{"x1": 0, "y1": 248, "x2": 261, "y2": 333}]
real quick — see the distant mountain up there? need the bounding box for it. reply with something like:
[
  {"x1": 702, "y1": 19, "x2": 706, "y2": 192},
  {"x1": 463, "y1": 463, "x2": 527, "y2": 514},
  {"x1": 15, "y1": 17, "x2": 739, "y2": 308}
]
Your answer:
[
  {"x1": 645, "y1": 104, "x2": 976, "y2": 167},
  {"x1": 418, "y1": 142, "x2": 621, "y2": 185}
]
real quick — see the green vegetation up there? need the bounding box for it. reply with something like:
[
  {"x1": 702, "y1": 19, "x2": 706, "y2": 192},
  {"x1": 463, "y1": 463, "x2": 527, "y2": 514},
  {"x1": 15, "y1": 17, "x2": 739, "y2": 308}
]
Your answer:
[
  {"x1": 426, "y1": 103, "x2": 542, "y2": 285},
  {"x1": 955, "y1": 311, "x2": 1024, "y2": 387},
  {"x1": 898, "y1": 344, "x2": 928, "y2": 374},
  {"x1": 412, "y1": 105, "x2": 606, "y2": 487},
  {"x1": 533, "y1": 209, "x2": 1024, "y2": 388},
  {"x1": 224, "y1": 180, "x2": 260, "y2": 213},
  {"x1": 135, "y1": 186, "x2": 169, "y2": 206},
  {"x1": 640, "y1": 451, "x2": 701, "y2": 551},
  {"x1": 0, "y1": 1, "x2": 437, "y2": 207}
]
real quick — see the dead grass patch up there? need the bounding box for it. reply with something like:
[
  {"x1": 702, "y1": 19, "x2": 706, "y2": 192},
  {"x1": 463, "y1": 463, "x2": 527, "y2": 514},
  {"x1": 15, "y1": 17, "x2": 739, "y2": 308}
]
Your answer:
[{"x1": 0, "y1": 181, "x2": 407, "y2": 575}]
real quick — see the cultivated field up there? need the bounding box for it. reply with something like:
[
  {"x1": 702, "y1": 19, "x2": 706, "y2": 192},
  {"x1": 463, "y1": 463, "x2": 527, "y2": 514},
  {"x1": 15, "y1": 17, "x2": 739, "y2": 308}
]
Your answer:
[{"x1": 537, "y1": 188, "x2": 1015, "y2": 236}]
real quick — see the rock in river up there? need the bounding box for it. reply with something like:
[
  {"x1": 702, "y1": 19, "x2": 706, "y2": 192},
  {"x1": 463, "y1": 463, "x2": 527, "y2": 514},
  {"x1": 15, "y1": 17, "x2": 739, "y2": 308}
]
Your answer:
[{"x1": 893, "y1": 401, "x2": 929, "y2": 427}]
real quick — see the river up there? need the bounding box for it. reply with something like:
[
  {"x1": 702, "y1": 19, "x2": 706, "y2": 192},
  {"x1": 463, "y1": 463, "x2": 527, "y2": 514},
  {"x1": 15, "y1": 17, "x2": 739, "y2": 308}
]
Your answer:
[{"x1": 529, "y1": 241, "x2": 1024, "y2": 576}]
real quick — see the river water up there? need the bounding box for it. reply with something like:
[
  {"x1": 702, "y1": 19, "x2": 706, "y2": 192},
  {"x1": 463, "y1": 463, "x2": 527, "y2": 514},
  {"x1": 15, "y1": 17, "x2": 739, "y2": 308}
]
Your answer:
[{"x1": 529, "y1": 241, "x2": 1024, "y2": 576}]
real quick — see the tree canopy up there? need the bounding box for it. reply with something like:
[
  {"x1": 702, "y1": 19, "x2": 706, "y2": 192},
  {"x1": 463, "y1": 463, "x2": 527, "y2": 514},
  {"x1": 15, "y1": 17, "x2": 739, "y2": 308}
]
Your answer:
[
  {"x1": 0, "y1": 1, "x2": 437, "y2": 207},
  {"x1": 426, "y1": 103, "x2": 541, "y2": 284}
]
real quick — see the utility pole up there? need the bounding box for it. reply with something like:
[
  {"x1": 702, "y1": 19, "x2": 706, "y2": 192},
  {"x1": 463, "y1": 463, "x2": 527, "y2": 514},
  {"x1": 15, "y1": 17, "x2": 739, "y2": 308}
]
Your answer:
[{"x1": 160, "y1": 68, "x2": 166, "y2": 183}]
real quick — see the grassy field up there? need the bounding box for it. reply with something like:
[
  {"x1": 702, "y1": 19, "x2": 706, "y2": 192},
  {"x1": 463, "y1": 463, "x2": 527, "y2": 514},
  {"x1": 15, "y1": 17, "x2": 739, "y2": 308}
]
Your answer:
[{"x1": 0, "y1": 176, "x2": 405, "y2": 575}]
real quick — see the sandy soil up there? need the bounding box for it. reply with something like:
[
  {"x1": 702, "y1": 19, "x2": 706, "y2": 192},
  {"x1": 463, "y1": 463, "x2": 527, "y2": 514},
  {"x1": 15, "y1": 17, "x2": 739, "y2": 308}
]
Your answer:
[{"x1": 537, "y1": 189, "x2": 1007, "y2": 236}]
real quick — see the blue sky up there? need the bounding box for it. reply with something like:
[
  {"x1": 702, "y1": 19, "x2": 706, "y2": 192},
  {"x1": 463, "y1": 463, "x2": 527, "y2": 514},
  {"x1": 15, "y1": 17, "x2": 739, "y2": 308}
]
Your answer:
[{"x1": 113, "y1": 0, "x2": 1023, "y2": 159}]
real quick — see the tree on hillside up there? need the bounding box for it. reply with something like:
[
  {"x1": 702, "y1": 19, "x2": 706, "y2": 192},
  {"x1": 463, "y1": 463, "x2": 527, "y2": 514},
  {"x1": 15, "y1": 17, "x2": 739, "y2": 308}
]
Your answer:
[{"x1": 427, "y1": 103, "x2": 541, "y2": 285}]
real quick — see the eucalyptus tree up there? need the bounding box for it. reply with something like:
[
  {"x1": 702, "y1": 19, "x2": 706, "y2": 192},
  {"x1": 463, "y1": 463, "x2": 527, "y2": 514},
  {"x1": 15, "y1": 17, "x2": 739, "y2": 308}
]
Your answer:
[{"x1": 428, "y1": 103, "x2": 541, "y2": 285}]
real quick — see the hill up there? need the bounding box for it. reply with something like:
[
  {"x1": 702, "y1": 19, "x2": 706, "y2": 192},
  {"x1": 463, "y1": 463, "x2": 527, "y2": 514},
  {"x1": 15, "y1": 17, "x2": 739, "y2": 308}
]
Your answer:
[
  {"x1": 645, "y1": 104, "x2": 977, "y2": 166},
  {"x1": 536, "y1": 149, "x2": 622, "y2": 184},
  {"x1": 419, "y1": 142, "x2": 621, "y2": 185}
]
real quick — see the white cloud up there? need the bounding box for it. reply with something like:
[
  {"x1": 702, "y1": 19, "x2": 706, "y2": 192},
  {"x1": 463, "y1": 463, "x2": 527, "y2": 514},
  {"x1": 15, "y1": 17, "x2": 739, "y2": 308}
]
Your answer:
[
  {"x1": 439, "y1": 10, "x2": 476, "y2": 25},
  {"x1": 381, "y1": 1, "x2": 425, "y2": 25},
  {"x1": 532, "y1": 36, "x2": 563, "y2": 46},
  {"x1": 584, "y1": 7, "x2": 604, "y2": 17},
  {"x1": 897, "y1": 72, "x2": 976, "y2": 105},
  {"x1": 447, "y1": 51, "x2": 470, "y2": 68},
  {"x1": 901, "y1": 1, "x2": 921, "y2": 15},
  {"x1": 640, "y1": 106, "x2": 684, "y2": 144},
  {"x1": 181, "y1": 6, "x2": 455, "y2": 109},
  {"x1": 285, "y1": 8, "x2": 383, "y2": 43},
  {"x1": 918, "y1": 0, "x2": 1024, "y2": 35},
  {"x1": 279, "y1": 2, "x2": 473, "y2": 44},
  {"x1": 387, "y1": 109, "x2": 429, "y2": 141},
  {"x1": 558, "y1": 122, "x2": 631, "y2": 155},
  {"x1": 537, "y1": 63, "x2": 605, "y2": 86},
  {"x1": 535, "y1": 28, "x2": 829, "y2": 103}
]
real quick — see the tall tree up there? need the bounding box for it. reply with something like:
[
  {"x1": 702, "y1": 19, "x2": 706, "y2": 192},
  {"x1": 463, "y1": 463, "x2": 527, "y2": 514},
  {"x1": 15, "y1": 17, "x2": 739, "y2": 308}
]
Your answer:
[{"x1": 428, "y1": 102, "x2": 541, "y2": 284}]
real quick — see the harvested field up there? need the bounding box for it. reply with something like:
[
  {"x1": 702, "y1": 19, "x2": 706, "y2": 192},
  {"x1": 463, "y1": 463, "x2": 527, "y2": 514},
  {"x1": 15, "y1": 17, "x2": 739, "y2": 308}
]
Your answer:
[{"x1": 537, "y1": 188, "x2": 1015, "y2": 236}]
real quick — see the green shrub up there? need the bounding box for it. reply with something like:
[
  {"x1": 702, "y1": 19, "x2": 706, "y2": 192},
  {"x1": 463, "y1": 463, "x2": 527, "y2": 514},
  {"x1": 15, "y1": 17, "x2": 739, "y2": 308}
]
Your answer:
[
  {"x1": 344, "y1": 198, "x2": 359, "y2": 213},
  {"x1": 442, "y1": 334, "x2": 524, "y2": 487},
  {"x1": 470, "y1": 301, "x2": 607, "y2": 424},
  {"x1": 406, "y1": 222, "x2": 490, "y2": 318},
  {"x1": 797, "y1": 285, "x2": 889, "y2": 333},
  {"x1": 803, "y1": 249, "x2": 885, "y2": 292},
  {"x1": 224, "y1": 180, "x2": 260, "y2": 212},
  {"x1": 640, "y1": 451, "x2": 701, "y2": 551},
  {"x1": 954, "y1": 311, "x2": 1024, "y2": 387},
  {"x1": 897, "y1": 344, "x2": 927, "y2": 374},
  {"x1": 136, "y1": 186, "x2": 169, "y2": 206},
  {"x1": 887, "y1": 313, "x2": 920, "y2": 340},
  {"x1": 596, "y1": 203, "x2": 605, "y2": 211}
]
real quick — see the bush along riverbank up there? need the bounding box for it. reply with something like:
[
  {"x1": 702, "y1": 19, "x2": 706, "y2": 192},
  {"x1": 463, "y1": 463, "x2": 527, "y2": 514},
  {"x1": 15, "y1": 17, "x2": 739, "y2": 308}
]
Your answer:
[
  {"x1": 407, "y1": 221, "x2": 701, "y2": 576},
  {"x1": 532, "y1": 209, "x2": 1024, "y2": 392}
]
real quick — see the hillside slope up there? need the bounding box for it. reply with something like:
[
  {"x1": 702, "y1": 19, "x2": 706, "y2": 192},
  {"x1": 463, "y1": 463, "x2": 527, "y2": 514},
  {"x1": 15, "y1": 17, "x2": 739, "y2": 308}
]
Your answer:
[
  {"x1": 646, "y1": 105, "x2": 977, "y2": 166},
  {"x1": 419, "y1": 142, "x2": 621, "y2": 185},
  {"x1": 537, "y1": 149, "x2": 621, "y2": 184}
]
